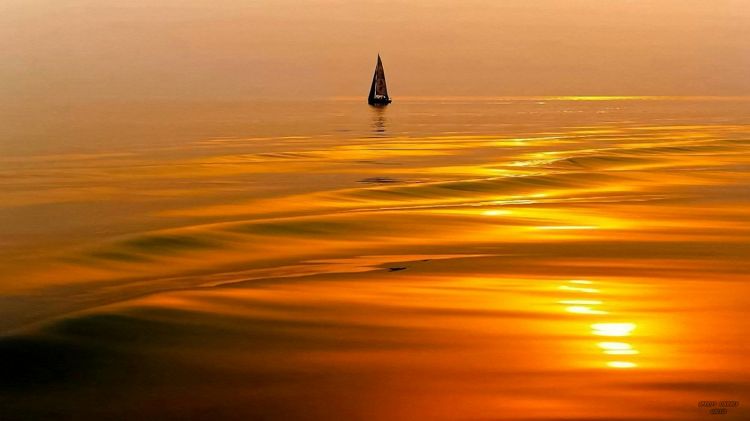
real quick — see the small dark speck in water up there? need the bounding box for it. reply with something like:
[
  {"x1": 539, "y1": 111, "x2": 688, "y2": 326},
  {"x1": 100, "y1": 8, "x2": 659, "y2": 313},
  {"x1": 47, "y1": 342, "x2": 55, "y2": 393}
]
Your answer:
[
  {"x1": 359, "y1": 177, "x2": 402, "y2": 184},
  {"x1": 388, "y1": 267, "x2": 407, "y2": 272}
]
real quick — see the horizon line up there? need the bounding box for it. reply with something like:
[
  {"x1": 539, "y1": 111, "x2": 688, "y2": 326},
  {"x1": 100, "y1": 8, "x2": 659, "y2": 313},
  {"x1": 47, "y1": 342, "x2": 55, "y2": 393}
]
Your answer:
[{"x1": 330, "y1": 95, "x2": 750, "y2": 101}]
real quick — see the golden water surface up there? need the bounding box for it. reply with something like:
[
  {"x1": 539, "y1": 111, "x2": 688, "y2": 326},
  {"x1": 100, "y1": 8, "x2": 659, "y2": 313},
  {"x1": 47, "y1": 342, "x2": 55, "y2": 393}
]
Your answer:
[{"x1": 0, "y1": 98, "x2": 748, "y2": 419}]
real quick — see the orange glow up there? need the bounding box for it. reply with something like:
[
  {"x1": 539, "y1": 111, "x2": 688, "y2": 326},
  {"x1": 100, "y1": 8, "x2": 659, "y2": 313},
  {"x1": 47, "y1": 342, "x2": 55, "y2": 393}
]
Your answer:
[{"x1": 1, "y1": 98, "x2": 749, "y2": 419}]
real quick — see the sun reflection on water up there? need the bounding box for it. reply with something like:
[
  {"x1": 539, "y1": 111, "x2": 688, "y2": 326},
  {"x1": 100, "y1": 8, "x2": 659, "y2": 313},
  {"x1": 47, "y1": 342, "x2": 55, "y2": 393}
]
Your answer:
[
  {"x1": 558, "y1": 285, "x2": 599, "y2": 294},
  {"x1": 481, "y1": 209, "x2": 512, "y2": 216},
  {"x1": 565, "y1": 305, "x2": 607, "y2": 315},
  {"x1": 599, "y1": 343, "x2": 639, "y2": 356},
  {"x1": 557, "y1": 279, "x2": 640, "y2": 369},
  {"x1": 606, "y1": 361, "x2": 637, "y2": 368},
  {"x1": 592, "y1": 323, "x2": 636, "y2": 337}
]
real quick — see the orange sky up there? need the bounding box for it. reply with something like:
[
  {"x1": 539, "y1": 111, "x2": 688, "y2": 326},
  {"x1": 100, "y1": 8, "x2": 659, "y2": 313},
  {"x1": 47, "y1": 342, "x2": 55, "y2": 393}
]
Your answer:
[{"x1": 2, "y1": 0, "x2": 749, "y2": 100}]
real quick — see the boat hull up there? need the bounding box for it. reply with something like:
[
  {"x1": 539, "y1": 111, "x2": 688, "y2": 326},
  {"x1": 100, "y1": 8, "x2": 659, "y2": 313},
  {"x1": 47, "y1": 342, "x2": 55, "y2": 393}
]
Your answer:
[{"x1": 368, "y1": 97, "x2": 392, "y2": 106}]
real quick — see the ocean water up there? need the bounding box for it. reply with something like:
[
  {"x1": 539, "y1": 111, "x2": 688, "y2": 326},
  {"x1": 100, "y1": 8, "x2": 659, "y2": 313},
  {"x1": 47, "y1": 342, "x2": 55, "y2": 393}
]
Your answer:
[{"x1": 1, "y1": 97, "x2": 748, "y2": 420}]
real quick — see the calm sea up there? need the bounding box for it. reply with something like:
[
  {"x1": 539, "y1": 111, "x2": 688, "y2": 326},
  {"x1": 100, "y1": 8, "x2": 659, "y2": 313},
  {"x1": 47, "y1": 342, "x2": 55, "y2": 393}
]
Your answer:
[{"x1": 1, "y1": 98, "x2": 748, "y2": 419}]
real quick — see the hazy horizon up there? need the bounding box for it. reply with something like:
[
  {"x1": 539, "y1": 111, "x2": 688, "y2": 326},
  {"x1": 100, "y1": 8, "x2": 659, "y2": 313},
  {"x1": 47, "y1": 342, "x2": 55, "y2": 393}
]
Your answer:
[{"x1": 2, "y1": 0, "x2": 749, "y2": 101}]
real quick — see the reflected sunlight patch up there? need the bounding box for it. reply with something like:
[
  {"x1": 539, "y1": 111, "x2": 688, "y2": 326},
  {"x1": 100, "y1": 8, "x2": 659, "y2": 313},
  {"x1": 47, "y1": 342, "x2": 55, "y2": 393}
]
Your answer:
[
  {"x1": 597, "y1": 342, "x2": 639, "y2": 355},
  {"x1": 606, "y1": 361, "x2": 637, "y2": 368},
  {"x1": 559, "y1": 285, "x2": 599, "y2": 294},
  {"x1": 565, "y1": 305, "x2": 607, "y2": 315},
  {"x1": 592, "y1": 323, "x2": 636, "y2": 337},
  {"x1": 481, "y1": 210, "x2": 512, "y2": 216},
  {"x1": 559, "y1": 299, "x2": 602, "y2": 305}
]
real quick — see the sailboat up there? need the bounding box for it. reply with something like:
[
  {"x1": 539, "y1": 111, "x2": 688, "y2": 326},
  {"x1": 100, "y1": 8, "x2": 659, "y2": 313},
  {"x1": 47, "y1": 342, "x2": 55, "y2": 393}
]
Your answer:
[{"x1": 368, "y1": 54, "x2": 392, "y2": 105}]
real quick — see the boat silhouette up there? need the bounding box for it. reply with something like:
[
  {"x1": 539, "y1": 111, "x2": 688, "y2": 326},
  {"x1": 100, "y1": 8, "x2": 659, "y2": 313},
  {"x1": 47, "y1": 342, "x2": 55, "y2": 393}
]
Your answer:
[{"x1": 368, "y1": 54, "x2": 392, "y2": 105}]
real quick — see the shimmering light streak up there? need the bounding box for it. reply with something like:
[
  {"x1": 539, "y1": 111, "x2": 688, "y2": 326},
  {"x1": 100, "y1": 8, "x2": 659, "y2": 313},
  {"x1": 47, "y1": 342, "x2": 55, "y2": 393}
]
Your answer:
[
  {"x1": 481, "y1": 210, "x2": 512, "y2": 216},
  {"x1": 558, "y1": 300, "x2": 602, "y2": 305},
  {"x1": 606, "y1": 361, "x2": 637, "y2": 368},
  {"x1": 592, "y1": 323, "x2": 636, "y2": 337},
  {"x1": 559, "y1": 285, "x2": 600, "y2": 294},
  {"x1": 565, "y1": 305, "x2": 607, "y2": 315},
  {"x1": 597, "y1": 342, "x2": 631, "y2": 350}
]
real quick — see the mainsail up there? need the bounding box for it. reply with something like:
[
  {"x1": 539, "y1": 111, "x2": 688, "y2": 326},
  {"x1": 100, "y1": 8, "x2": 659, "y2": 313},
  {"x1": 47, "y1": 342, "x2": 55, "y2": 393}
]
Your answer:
[{"x1": 368, "y1": 54, "x2": 391, "y2": 105}]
